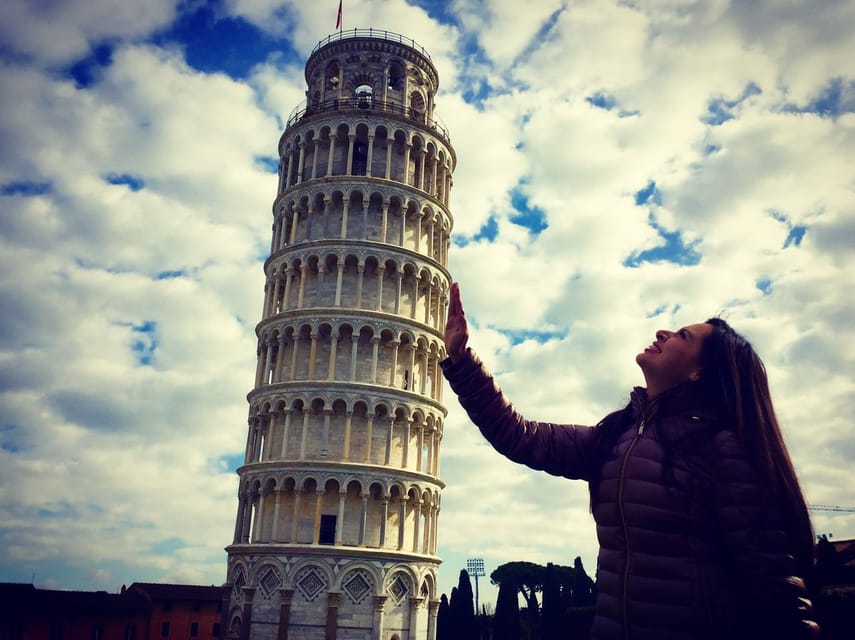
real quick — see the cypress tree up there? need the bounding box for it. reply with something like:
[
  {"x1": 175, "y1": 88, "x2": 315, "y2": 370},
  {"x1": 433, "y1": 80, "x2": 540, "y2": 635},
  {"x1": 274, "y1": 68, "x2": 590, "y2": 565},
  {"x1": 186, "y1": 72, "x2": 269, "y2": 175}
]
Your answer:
[
  {"x1": 492, "y1": 580, "x2": 521, "y2": 640},
  {"x1": 438, "y1": 593, "x2": 452, "y2": 640},
  {"x1": 541, "y1": 562, "x2": 562, "y2": 639},
  {"x1": 453, "y1": 569, "x2": 477, "y2": 639}
]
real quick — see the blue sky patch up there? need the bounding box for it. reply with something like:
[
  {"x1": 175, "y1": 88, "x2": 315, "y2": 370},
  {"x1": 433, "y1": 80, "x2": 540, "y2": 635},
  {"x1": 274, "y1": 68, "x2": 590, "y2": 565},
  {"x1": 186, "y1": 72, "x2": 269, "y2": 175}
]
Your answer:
[
  {"x1": 645, "y1": 304, "x2": 668, "y2": 318},
  {"x1": 150, "y1": 537, "x2": 185, "y2": 554},
  {"x1": 131, "y1": 321, "x2": 158, "y2": 366},
  {"x1": 702, "y1": 82, "x2": 762, "y2": 125},
  {"x1": 219, "y1": 453, "x2": 245, "y2": 471},
  {"x1": 782, "y1": 78, "x2": 855, "y2": 118},
  {"x1": 756, "y1": 279, "x2": 772, "y2": 295},
  {"x1": 586, "y1": 92, "x2": 617, "y2": 110},
  {"x1": 1, "y1": 181, "x2": 51, "y2": 196},
  {"x1": 254, "y1": 156, "x2": 280, "y2": 173},
  {"x1": 1, "y1": 424, "x2": 19, "y2": 453},
  {"x1": 156, "y1": 270, "x2": 186, "y2": 280},
  {"x1": 151, "y1": 2, "x2": 294, "y2": 79},
  {"x1": 769, "y1": 210, "x2": 808, "y2": 249},
  {"x1": 509, "y1": 187, "x2": 548, "y2": 236},
  {"x1": 105, "y1": 173, "x2": 144, "y2": 191},
  {"x1": 634, "y1": 180, "x2": 662, "y2": 206},
  {"x1": 624, "y1": 213, "x2": 701, "y2": 267},
  {"x1": 472, "y1": 216, "x2": 499, "y2": 243},
  {"x1": 65, "y1": 43, "x2": 113, "y2": 88},
  {"x1": 499, "y1": 328, "x2": 567, "y2": 346}
]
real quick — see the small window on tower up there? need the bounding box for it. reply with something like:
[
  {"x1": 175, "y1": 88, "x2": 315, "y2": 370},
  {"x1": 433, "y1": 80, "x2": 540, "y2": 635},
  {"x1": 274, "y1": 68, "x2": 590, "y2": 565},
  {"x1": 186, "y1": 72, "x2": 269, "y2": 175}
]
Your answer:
[{"x1": 355, "y1": 84, "x2": 373, "y2": 109}]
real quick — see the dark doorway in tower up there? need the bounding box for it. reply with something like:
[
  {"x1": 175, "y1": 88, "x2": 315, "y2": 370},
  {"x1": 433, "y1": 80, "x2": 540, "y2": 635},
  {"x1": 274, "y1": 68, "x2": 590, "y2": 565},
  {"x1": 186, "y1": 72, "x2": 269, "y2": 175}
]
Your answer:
[{"x1": 320, "y1": 514, "x2": 336, "y2": 545}]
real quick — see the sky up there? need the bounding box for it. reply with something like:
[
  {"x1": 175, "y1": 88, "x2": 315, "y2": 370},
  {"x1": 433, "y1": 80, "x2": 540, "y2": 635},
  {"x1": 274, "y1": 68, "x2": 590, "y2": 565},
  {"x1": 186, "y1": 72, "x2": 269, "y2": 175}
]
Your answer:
[{"x1": 0, "y1": 0, "x2": 853, "y2": 610}]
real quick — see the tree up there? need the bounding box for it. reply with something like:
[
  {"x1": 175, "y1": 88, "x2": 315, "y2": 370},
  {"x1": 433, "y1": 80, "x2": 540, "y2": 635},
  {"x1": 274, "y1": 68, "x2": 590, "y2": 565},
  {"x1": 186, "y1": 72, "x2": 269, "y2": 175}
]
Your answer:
[
  {"x1": 492, "y1": 579, "x2": 522, "y2": 640},
  {"x1": 569, "y1": 556, "x2": 595, "y2": 607},
  {"x1": 438, "y1": 593, "x2": 452, "y2": 640},
  {"x1": 450, "y1": 569, "x2": 477, "y2": 639},
  {"x1": 541, "y1": 563, "x2": 562, "y2": 639}
]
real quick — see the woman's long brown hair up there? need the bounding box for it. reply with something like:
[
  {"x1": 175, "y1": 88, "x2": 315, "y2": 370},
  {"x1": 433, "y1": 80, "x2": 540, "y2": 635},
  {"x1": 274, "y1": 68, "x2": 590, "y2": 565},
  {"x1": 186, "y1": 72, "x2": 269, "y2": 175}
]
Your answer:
[{"x1": 700, "y1": 317, "x2": 815, "y2": 576}]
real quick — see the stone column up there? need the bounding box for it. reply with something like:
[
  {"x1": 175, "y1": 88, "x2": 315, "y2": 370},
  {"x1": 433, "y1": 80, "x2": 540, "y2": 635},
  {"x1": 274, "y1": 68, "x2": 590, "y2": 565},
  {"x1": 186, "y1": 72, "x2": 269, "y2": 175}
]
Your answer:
[
  {"x1": 358, "y1": 492, "x2": 369, "y2": 546},
  {"x1": 327, "y1": 136, "x2": 335, "y2": 176},
  {"x1": 289, "y1": 489, "x2": 302, "y2": 542},
  {"x1": 307, "y1": 332, "x2": 318, "y2": 379},
  {"x1": 366, "y1": 134, "x2": 375, "y2": 177},
  {"x1": 349, "y1": 335, "x2": 359, "y2": 381},
  {"x1": 253, "y1": 491, "x2": 266, "y2": 543},
  {"x1": 371, "y1": 595, "x2": 387, "y2": 640},
  {"x1": 364, "y1": 415, "x2": 374, "y2": 464},
  {"x1": 346, "y1": 134, "x2": 355, "y2": 175},
  {"x1": 370, "y1": 337, "x2": 380, "y2": 383},
  {"x1": 334, "y1": 263, "x2": 344, "y2": 306},
  {"x1": 397, "y1": 499, "x2": 406, "y2": 550},
  {"x1": 289, "y1": 334, "x2": 300, "y2": 381},
  {"x1": 356, "y1": 264, "x2": 365, "y2": 308},
  {"x1": 389, "y1": 342, "x2": 400, "y2": 387},
  {"x1": 271, "y1": 489, "x2": 282, "y2": 541},
  {"x1": 312, "y1": 488, "x2": 325, "y2": 544},
  {"x1": 239, "y1": 587, "x2": 255, "y2": 640},
  {"x1": 402, "y1": 143, "x2": 412, "y2": 184},
  {"x1": 408, "y1": 597, "x2": 424, "y2": 640},
  {"x1": 325, "y1": 592, "x2": 341, "y2": 640},
  {"x1": 394, "y1": 270, "x2": 403, "y2": 314},
  {"x1": 335, "y1": 490, "x2": 346, "y2": 545},
  {"x1": 376, "y1": 267, "x2": 385, "y2": 311},
  {"x1": 427, "y1": 600, "x2": 440, "y2": 640},
  {"x1": 342, "y1": 411, "x2": 352, "y2": 460},
  {"x1": 299, "y1": 411, "x2": 310, "y2": 459},
  {"x1": 282, "y1": 268, "x2": 293, "y2": 312},
  {"x1": 285, "y1": 152, "x2": 294, "y2": 189},
  {"x1": 279, "y1": 410, "x2": 291, "y2": 458},
  {"x1": 296, "y1": 143, "x2": 305, "y2": 183},
  {"x1": 340, "y1": 199, "x2": 349, "y2": 239},
  {"x1": 310, "y1": 141, "x2": 319, "y2": 179},
  {"x1": 296, "y1": 265, "x2": 307, "y2": 308},
  {"x1": 380, "y1": 201, "x2": 389, "y2": 243},
  {"x1": 411, "y1": 498, "x2": 421, "y2": 552},
  {"x1": 277, "y1": 589, "x2": 294, "y2": 640},
  {"x1": 328, "y1": 332, "x2": 338, "y2": 381},
  {"x1": 379, "y1": 498, "x2": 389, "y2": 547},
  {"x1": 384, "y1": 417, "x2": 394, "y2": 465}
]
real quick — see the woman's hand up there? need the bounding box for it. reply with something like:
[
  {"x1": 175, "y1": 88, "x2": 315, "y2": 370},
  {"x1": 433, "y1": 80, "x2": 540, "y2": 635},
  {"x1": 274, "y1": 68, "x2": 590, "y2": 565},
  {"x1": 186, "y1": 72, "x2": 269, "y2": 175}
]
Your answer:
[{"x1": 445, "y1": 282, "x2": 469, "y2": 362}]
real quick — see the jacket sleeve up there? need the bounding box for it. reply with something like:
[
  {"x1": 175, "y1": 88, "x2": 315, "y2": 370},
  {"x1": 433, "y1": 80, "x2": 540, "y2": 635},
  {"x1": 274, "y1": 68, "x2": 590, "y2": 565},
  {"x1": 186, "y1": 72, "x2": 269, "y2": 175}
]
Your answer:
[
  {"x1": 440, "y1": 349, "x2": 600, "y2": 481},
  {"x1": 712, "y1": 431, "x2": 820, "y2": 639}
]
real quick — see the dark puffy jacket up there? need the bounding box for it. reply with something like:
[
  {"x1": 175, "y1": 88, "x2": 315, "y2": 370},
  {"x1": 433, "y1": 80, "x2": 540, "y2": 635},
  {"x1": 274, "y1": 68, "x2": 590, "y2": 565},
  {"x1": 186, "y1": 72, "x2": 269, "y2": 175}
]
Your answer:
[{"x1": 441, "y1": 350, "x2": 819, "y2": 640}]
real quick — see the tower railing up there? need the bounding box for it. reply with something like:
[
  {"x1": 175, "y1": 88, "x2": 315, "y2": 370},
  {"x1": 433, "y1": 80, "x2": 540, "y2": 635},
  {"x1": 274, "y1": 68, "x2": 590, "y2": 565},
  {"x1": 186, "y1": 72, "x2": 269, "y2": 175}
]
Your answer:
[
  {"x1": 285, "y1": 97, "x2": 452, "y2": 143},
  {"x1": 311, "y1": 28, "x2": 433, "y2": 61}
]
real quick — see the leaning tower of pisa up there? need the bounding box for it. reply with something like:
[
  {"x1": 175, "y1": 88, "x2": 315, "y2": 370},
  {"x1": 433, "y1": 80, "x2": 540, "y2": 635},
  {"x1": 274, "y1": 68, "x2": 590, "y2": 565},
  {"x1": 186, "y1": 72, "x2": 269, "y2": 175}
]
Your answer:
[{"x1": 222, "y1": 30, "x2": 455, "y2": 640}]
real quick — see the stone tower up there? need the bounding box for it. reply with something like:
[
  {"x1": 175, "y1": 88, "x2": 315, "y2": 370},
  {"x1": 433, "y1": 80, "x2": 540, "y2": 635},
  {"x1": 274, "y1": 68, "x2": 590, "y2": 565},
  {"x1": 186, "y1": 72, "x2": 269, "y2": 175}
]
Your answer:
[{"x1": 223, "y1": 29, "x2": 455, "y2": 640}]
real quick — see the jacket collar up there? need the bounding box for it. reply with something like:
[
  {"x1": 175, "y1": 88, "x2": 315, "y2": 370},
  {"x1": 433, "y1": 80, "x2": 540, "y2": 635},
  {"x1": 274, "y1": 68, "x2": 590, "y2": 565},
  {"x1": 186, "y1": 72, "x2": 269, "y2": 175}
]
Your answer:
[{"x1": 630, "y1": 382, "x2": 718, "y2": 423}]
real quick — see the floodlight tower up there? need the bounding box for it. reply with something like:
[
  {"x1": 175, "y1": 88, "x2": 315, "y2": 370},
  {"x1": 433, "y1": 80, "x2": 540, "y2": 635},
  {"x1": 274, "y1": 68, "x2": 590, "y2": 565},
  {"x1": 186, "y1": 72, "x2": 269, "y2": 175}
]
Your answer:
[
  {"x1": 222, "y1": 29, "x2": 456, "y2": 640},
  {"x1": 466, "y1": 558, "x2": 485, "y2": 614}
]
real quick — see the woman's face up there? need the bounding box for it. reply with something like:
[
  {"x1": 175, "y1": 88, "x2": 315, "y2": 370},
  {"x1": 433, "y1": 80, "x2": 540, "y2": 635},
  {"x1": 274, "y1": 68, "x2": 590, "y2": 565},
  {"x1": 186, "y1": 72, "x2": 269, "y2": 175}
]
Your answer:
[{"x1": 636, "y1": 322, "x2": 714, "y2": 397}]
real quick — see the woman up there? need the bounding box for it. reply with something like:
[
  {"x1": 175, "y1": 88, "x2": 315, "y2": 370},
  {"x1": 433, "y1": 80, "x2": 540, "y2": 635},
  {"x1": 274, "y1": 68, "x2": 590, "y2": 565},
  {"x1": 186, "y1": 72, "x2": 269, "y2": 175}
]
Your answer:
[{"x1": 441, "y1": 283, "x2": 819, "y2": 639}]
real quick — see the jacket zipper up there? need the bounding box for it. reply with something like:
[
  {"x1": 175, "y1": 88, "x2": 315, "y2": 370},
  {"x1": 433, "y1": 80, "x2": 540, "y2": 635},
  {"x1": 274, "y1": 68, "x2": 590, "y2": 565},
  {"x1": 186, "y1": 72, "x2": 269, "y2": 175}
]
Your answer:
[{"x1": 618, "y1": 417, "x2": 645, "y2": 640}]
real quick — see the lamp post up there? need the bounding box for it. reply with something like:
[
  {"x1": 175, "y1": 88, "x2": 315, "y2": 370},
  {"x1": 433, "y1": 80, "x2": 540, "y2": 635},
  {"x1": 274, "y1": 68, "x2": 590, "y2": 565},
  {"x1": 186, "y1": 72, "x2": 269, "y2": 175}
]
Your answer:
[{"x1": 466, "y1": 558, "x2": 486, "y2": 614}]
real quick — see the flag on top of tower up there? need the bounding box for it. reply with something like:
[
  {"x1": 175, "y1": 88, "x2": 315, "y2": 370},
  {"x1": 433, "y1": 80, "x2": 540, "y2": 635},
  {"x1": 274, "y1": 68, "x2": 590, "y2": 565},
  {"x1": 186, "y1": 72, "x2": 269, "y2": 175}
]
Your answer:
[{"x1": 336, "y1": 0, "x2": 342, "y2": 30}]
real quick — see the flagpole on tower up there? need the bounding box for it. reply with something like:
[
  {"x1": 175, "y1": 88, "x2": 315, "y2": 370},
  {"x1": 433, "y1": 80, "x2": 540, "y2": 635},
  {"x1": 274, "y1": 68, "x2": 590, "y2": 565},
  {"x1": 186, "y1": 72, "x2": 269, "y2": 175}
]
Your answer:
[{"x1": 336, "y1": 0, "x2": 342, "y2": 32}]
